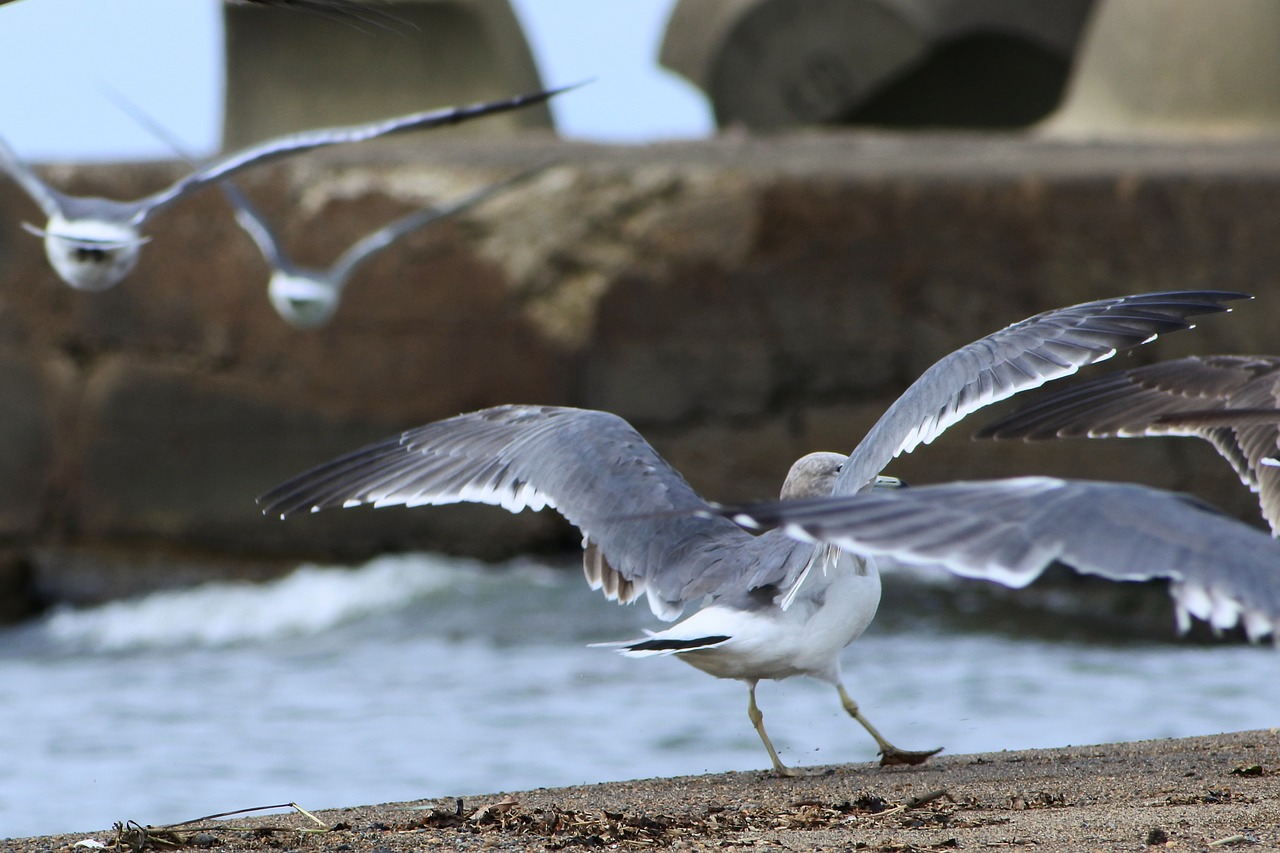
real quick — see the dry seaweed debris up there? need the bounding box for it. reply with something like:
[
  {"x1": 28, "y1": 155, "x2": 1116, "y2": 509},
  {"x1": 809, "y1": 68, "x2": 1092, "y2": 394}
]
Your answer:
[
  {"x1": 64, "y1": 802, "x2": 330, "y2": 852},
  {"x1": 57, "y1": 790, "x2": 999, "y2": 851},
  {"x1": 383, "y1": 790, "x2": 974, "y2": 848}
]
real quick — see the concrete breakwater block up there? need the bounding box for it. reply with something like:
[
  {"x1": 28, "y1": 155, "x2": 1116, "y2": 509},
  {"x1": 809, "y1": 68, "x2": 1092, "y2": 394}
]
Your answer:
[
  {"x1": 659, "y1": 0, "x2": 1094, "y2": 128},
  {"x1": 222, "y1": 0, "x2": 552, "y2": 149},
  {"x1": 1045, "y1": 0, "x2": 1280, "y2": 137}
]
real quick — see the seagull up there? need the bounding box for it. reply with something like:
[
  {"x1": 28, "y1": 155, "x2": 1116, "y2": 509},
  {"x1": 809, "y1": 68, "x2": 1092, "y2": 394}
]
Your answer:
[
  {"x1": 977, "y1": 354, "x2": 1280, "y2": 534},
  {"x1": 223, "y1": 168, "x2": 547, "y2": 329},
  {"x1": 0, "y1": 85, "x2": 573, "y2": 292},
  {"x1": 106, "y1": 91, "x2": 554, "y2": 328},
  {"x1": 258, "y1": 290, "x2": 1248, "y2": 775}
]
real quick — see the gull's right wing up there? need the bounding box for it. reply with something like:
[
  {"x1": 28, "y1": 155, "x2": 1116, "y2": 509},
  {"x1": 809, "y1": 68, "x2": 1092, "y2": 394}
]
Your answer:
[
  {"x1": 0, "y1": 134, "x2": 68, "y2": 219},
  {"x1": 711, "y1": 476, "x2": 1280, "y2": 640}
]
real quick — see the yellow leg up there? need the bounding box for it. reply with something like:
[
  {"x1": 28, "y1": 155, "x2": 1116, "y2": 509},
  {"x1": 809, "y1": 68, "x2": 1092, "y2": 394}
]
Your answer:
[
  {"x1": 837, "y1": 684, "x2": 942, "y2": 767},
  {"x1": 747, "y1": 682, "x2": 800, "y2": 777}
]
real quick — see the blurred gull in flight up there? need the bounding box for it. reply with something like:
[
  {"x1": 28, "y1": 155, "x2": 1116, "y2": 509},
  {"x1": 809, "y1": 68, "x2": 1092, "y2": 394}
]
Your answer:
[
  {"x1": 0, "y1": 85, "x2": 573, "y2": 291},
  {"x1": 259, "y1": 291, "x2": 1257, "y2": 775},
  {"x1": 224, "y1": 168, "x2": 548, "y2": 329},
  {"x1": 110, "y1": 92, "x2": 555, "y2": 328}
]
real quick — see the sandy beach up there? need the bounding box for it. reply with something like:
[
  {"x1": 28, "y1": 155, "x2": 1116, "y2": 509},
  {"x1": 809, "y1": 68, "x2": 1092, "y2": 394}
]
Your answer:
[{"x1": 13, "y1": 729, "x2": 1278, "y2": 852}]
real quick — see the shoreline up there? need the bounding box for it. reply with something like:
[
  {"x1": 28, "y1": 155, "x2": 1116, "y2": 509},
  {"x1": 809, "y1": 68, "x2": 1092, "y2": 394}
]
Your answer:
[{"x1": 15, "y1": 730, "x2": 1279, "y2": 851}]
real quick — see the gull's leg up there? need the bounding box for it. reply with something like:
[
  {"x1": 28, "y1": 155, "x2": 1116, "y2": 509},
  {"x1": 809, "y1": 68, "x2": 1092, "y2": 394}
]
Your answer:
[
  {"x1": 747, "y1": 681, "x2": 799, "y2": 777},
  {"x1": 837, "y1": 683, "x2": 942, "y2": 767}
]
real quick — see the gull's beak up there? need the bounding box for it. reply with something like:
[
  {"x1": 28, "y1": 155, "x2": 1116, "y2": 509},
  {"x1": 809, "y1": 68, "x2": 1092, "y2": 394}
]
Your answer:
[{"x1": 873, "y1": 475, "x2": 908, "y2": 489}]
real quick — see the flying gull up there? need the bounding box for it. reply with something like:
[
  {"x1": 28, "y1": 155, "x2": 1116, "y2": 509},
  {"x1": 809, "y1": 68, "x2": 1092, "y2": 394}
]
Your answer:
[
  {"x1": 107, "y1": 93, "x2": 554, "y2": 328},
  {"x1": 221, "y1": 169, "x2": 548, "y2": 329},
  {"x1": 259, "y1": 290, "x2": 1250, "y2": 775},
  {"x1": 977, "y1": 354, "x2": 1280, "y2": 534},
  {"x1": 0, "y1": 85, "x2": 572, "y2": 292}
]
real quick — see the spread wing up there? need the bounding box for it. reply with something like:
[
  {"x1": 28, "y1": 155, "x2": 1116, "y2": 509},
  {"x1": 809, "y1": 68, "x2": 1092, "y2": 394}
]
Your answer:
[
  {"x1": 135, "y1": 85, "x2": 577, "y2": 222},
  {"x1": 833, "y1": 291, "x2": 1250, "y2": 495},
  {"x1": 258, "y1": 405, "x2": 796, "y2": 619},
  {"x1": 977, "y1": 355, "x2": 1280, "y2": 534},
  {"x1": 220, "y1": 182, "x2": 293, "y2": 271},
  {"x1": 711, "y1": 476, "x2": 1280, "y2": 640},
  {"x1": 106, "y1": 93, "x2": 295, "y2": 273},
  {"x1": 330, "y1": 165, "x2": 548, "y2": 285},
  {"x1": 0, "y1": 134, "x2": 69, "y2": 218}
]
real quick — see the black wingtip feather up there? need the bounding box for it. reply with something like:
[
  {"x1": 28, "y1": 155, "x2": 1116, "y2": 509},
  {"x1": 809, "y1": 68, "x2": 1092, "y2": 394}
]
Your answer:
[{"x1": 624, "y1": 635, "x2": 732, "y2": 652}]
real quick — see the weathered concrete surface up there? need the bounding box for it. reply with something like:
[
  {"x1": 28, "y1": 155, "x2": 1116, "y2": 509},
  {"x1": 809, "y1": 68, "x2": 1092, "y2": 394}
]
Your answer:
[{"x1": 1, "y1": 133, "x2": 1278, "y2": 615}]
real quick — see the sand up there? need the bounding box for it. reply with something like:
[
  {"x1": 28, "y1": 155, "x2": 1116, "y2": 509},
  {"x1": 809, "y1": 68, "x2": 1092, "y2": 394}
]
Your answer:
[{"x1": 11, "y1": 729, "x2": 1279, "y2": 852}]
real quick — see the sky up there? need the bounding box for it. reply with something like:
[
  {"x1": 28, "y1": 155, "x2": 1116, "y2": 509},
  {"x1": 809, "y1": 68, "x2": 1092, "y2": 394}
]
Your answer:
[{"x1": 0, "y1": 0, "x2": 714, "y2": 161}]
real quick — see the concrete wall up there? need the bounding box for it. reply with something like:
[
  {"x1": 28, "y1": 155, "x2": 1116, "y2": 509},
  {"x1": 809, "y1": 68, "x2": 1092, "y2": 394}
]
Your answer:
[{"x1": 1, "y1": 133, "x2": 1277, "y2": 616}]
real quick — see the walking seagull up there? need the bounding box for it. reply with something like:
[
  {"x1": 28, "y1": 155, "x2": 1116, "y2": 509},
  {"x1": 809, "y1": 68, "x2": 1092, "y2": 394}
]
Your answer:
[
  {"x1": 259, "y1": 290, "x2": 1250, "y2": 775},
  {"x1": 0, "y1": 85, "x2": 572, "y2": 292},
  {"x1": 977, "y1": 354, "x2": 1280, "y2": 534}
]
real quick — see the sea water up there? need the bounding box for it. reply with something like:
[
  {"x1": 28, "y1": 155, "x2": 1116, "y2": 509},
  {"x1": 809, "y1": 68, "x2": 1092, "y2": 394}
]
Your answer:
[{"x1": 1, "y1": 552, "x2": 1276, "y2": 840}]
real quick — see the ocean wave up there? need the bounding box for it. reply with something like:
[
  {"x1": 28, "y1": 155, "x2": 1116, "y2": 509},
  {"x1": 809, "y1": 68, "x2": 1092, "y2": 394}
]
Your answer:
[{"x1": 40, "y1": 553, "x2": 509, "y2": 652}]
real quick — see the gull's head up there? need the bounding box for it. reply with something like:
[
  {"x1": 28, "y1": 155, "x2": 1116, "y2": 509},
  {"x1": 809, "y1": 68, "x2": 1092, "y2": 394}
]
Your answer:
[
  {"x1": 780, "y1": 452, "x2": 848, "y2": 499},
  {"x1": 268, "y1": 271, "x2": 340, "y2": 330},
  {"x1": 26, "y1": 217, "x2": 147, "y2": 292}
]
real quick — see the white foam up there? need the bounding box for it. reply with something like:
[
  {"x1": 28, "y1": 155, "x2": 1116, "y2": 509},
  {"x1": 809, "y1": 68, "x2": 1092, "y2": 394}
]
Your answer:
[{"x1": 41, "y1": 553, "x2": 491, "y2": 652}]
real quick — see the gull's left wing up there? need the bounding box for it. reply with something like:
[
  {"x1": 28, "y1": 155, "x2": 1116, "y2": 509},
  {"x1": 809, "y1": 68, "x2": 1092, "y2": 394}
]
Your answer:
[{"x1": 832, "y1": 291, "x2": 1250, "y2": 496}]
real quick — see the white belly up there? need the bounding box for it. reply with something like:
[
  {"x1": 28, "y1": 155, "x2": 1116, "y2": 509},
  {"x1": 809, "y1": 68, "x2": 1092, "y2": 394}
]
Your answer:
[{"x1": 666, "y1": 552, "x2": 882, "y2": 684}]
